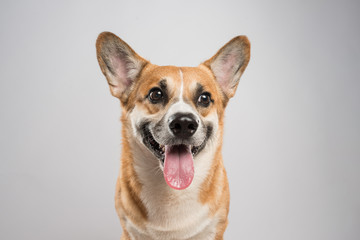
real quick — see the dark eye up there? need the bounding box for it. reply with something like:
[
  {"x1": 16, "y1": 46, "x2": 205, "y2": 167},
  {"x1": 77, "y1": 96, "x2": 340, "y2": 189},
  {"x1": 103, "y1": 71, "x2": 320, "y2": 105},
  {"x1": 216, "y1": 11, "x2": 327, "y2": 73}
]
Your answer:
[
  {"x1": 148, "y1": 88, "x2": 163, "y2": 103},
  {"x1": 197, "y1": 92, "x2": 211, "y2": 107}
]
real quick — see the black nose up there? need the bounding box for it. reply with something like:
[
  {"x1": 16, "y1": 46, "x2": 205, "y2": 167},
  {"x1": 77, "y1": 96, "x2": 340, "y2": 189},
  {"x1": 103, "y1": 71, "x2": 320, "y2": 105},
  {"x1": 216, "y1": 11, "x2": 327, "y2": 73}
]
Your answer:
[{"x1": 169, "y1": 113, "x2": 199, "y2": 138}]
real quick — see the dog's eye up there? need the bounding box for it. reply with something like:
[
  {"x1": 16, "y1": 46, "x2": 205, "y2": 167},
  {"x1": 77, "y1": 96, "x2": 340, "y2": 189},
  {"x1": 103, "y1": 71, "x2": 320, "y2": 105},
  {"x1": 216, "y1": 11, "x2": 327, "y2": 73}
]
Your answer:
[
  {"x1": 148, "y1": 88, "x2": 163, "y2": 103},
  {"x1": 197, "y1": 92, "x2": 211, "y2": 107}
]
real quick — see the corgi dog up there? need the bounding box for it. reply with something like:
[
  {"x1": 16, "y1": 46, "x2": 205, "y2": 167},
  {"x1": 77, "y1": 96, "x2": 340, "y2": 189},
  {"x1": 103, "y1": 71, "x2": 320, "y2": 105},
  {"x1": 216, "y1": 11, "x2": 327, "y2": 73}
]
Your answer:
[{"x1": 96, "y1": 32, "x2": 250, "y2": 240}]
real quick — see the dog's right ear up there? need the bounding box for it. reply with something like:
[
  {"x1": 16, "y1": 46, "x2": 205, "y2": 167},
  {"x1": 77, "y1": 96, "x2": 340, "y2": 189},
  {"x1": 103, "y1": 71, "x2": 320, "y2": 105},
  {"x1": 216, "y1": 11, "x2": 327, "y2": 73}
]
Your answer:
[{"x1": 96, "y1": 32, "x2": 148, "y2": 102}]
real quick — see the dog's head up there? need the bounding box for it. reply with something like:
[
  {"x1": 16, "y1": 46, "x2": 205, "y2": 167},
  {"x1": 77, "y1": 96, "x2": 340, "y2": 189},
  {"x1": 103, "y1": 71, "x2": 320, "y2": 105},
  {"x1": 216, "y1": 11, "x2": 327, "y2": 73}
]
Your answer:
[{"x1": 96, "y1": 32, "x2": 250, "y2": 190}]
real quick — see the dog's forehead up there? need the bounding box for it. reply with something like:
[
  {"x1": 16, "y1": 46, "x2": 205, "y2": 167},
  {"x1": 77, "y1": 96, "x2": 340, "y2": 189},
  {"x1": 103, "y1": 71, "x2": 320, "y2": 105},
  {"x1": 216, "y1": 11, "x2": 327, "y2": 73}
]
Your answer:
[{"x1": 140, "y1": 65, "x2": 217, "y2": 95}]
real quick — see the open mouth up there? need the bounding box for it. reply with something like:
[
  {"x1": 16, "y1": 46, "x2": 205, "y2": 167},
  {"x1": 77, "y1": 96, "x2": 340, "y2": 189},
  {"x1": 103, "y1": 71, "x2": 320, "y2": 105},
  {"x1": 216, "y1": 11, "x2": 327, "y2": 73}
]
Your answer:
[
  {"x1": 142, "y1": 125, "x2": 206, "y2": 190},
  {"x1": 142, "y1": 126, "x2": 204, "y2": 164}
]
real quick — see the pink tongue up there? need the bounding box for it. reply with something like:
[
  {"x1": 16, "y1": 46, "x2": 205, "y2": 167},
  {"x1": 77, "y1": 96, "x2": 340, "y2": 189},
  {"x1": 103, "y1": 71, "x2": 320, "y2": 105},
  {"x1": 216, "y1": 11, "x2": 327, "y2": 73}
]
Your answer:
[{"x1": 164, "y1": 145, "x2": 194, "y2": 190}]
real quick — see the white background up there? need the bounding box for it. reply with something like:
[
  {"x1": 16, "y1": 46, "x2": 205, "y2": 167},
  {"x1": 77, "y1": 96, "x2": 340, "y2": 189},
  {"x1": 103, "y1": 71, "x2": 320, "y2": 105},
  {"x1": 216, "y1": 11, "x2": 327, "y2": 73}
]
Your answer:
[{"x1": 1, "y1": 0, "x2": 359, "y2": 239}]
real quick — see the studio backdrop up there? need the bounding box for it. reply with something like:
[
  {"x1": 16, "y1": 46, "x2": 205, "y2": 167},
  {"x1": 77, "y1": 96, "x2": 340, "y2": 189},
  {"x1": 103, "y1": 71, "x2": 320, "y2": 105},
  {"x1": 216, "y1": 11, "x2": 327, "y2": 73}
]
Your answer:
[{"x1": 0, "y1": 0, "x2": 359, "y2": 239}]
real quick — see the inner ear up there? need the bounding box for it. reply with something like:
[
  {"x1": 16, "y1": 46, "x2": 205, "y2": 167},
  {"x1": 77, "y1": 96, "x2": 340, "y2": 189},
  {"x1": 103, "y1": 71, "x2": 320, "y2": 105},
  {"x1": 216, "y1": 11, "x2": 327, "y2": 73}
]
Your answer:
[
  {"x1": 96, "y1": 32, "x2": 148, "y2": 101},
  {"x1": 202, "y1": 36, "x2": 250, "y2": 98}
]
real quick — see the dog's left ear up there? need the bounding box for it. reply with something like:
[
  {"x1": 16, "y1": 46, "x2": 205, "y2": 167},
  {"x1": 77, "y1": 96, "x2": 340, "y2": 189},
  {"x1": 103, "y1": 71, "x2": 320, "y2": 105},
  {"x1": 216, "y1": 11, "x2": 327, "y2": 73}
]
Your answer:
[
  {"x1": 203, "y1": 36, "x2": 250, "y2": 98},
  {"x1": 96, "y1": 32, "x2": 148, "y2": 102}
]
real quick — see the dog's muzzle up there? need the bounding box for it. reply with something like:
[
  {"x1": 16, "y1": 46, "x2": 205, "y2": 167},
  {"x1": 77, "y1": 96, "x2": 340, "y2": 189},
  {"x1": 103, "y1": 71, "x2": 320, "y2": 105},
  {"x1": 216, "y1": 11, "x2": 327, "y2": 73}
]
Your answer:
[{"x1": 139, "y1": 113, "x2": 211, "y2": 191}]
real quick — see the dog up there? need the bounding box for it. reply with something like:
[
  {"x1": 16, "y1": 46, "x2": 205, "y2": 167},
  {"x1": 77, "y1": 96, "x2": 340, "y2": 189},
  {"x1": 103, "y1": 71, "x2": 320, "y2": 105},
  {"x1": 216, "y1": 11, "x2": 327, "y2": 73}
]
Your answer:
[{"x1": 96, "y1": 32, "x2": 250, "y2": 240}]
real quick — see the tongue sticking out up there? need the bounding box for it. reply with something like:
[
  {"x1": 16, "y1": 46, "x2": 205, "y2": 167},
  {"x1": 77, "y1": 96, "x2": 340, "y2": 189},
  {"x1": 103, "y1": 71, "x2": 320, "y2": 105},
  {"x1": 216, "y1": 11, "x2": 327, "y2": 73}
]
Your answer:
[{"x1": 164, "y1": 145, "x2": 194, "y2": 190}]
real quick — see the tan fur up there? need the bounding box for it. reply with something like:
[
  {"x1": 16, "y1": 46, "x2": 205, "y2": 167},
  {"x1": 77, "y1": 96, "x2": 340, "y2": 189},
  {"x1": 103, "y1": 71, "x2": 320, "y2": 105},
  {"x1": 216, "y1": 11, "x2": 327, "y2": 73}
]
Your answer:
[{"x1": 96, "y1": 32, "x2": 250, "y2": 239}]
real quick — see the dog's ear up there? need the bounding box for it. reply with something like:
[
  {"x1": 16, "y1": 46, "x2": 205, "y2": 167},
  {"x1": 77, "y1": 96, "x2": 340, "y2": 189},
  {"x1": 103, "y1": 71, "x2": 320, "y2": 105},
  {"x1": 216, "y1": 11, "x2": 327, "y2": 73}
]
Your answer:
[
  {"x1": 96, "y1": 32, "x2": 148, "y2": 102},
  {"x1": 203, "y1": 36, "x2": 250, "y2": 98}
]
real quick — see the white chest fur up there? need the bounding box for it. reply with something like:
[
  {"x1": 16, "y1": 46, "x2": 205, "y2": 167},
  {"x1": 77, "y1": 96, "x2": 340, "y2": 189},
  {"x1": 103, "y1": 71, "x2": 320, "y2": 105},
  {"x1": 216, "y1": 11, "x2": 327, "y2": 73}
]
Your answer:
[{"x1": 125, "y1": 138, "x2": 219, "y2": 240}]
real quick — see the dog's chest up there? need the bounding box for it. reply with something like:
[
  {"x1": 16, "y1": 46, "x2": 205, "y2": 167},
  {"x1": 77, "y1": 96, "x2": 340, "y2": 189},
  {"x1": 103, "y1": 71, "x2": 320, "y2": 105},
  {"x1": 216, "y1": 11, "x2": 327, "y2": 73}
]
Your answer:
[
  {"x1": 126, "y1": 140, "x2": 219, "y2": 239},
  {"x1": 125, "y1": 186, "x2": 218, "y2": 240},
  {"x1": 127, "y1": 167, "x2": 216, "y2": 238}
]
